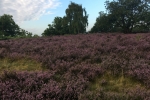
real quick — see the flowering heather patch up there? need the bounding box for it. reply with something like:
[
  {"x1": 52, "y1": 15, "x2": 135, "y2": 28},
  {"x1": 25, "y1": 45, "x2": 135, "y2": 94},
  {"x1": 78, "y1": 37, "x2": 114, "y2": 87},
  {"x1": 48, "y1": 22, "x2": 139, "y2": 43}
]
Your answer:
[{"x1": 0, "y1": 33, "x2": 150, "y2": 99}]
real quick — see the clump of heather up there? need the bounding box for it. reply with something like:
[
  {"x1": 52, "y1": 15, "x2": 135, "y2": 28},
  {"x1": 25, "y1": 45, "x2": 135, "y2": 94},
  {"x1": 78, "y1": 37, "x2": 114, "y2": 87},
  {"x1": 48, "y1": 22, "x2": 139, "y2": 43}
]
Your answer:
[
  {"x1": 0, "y1": 71, "x2": 79, "y2": 100},
  {"x1": 0, "y1": 33, "x2": 150, "y2": 99}
]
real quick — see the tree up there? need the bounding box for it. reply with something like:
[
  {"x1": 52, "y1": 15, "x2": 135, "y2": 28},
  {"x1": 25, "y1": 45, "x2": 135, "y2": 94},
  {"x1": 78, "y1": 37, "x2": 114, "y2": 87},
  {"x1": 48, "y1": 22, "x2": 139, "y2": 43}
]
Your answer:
[
  {"x1": 42, "y1": 17, "x2": 63, "y2": 36},
  {"x1": 33, "y1": 34, "x2": 39, "y2": 38},
  {"x1": 90, "y1": 11, "x2": 117, "y2": 33},
  {"x1": 42, "y1": 24, "x2": 56, "y2": 36},
  {"x1": 65, "y1": 2, "x2": 88, "y2": 34},
  {"x1": 61, "y1": 16, "x2": 69, "y2": 34},
  {"x1": 105, "y1": 0, "x2": 150, "y2": 33},
  {"x1": 16, "y1": 29, "x2": 33, "y2": 38},
  {"x1": 0, "y1": 14, "x2": 33, "y2": 39},
  {"x1": 42, "y1": 2, "x2": 88, "y2": 36},
  {"x1": 53, "y1": 17, "x2": 63, "y2": 35},
  {"x1": 53, "y1": 17, "x2": 69, "y2": 35},
  {"x1": 0, "y1": 14, "x2": 20, "y2": 37},
  {"x1": 42, "y1": 16, "x2": 70, "y2": 36}
]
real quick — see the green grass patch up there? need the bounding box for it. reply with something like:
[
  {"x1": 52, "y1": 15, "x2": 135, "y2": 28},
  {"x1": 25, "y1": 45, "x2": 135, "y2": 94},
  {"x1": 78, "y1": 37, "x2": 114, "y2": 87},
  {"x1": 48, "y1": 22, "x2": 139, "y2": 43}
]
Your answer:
[
  {"x1": 88, "y1": 71, "x2": 145, "y2": 93},
  {"x1": 0, "y1": 58, "x2": 45, "y2": 73}
]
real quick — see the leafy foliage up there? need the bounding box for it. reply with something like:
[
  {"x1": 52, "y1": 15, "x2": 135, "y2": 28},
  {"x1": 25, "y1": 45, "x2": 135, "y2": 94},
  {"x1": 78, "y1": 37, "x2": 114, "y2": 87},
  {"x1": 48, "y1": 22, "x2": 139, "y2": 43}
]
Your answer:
[
  {"x1": 0, "y1": 14, "x2": 33, "y2": 39},
  {"x1": 42, "y1": 2, "x2": 88, "y2": 36},
  {"x1": 42, "y1": 17, "x2": 69, "y2": 36},
  {"x1": 106, "y1": 0, "x2": 150, "y2": 33},
  {"x1": 0, "y1": 14, "x2": 20, "y2": 37},
  {"x1": 65, "y1": 2, "x2": 88, "y2": 34},
  {"x1": 90, "y1": 11, "x2": 118, "y2": 33},
  {"x1": 42, "y1": 24, "x2": 56, "y2": 36},
  {"x1": 91, "y1": 0, "x2": 150, "y2": 33}
]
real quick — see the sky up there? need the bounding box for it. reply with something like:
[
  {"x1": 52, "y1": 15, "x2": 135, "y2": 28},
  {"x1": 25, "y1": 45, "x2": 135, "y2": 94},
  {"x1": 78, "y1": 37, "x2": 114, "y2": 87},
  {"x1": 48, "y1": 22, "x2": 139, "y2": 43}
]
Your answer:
[{"x1": 0, "y1": 0, "x2": 111, "y2": 35}]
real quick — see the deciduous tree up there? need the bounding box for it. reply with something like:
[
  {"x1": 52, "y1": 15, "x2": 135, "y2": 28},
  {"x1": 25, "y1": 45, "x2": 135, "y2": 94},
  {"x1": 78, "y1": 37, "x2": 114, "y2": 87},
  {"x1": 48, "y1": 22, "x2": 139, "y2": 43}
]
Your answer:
[
  {"x1": 0, "y1": 14, "x2": 33, "y2": 39},
  {"x1": 90, "y1": 11, "x2": 117, "y2": 33},
  {"x1": 42, "y1": 24, "x2": 56, "y2": 36},
  {"x1": 105, "y1": 0, "x2": 150, "y2": 33},
  {"x1": 65, "y1": 2, "x2": 88, "y2": 34},
  {"x1": 0, "y1": 14, "x2": 20, "y2": 37}
]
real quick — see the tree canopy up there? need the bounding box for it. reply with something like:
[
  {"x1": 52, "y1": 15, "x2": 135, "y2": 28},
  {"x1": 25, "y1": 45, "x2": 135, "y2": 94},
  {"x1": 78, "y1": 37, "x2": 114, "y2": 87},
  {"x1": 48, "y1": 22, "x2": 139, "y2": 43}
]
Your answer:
[
  {"x1": 0, "y1": 14, "x2": 20, "y2": 37},
  {"x1": 0, "y1": 14, "x2": 33, "y2": 39},
  {"x1": 42, "y1": 2, "x2": 88, "y2": 36},
  {"x1": 90, "y1": 11, "x2": 117, "y2": 33},
  {"x1": 42, "y1": 17, "x2": 68, "y2": 36},
  {"x1": 65, "y1": 2, "x2": 88, "y2": 34},
  {"x1": 91, "y1": 0, "x2": 150, "y2": 33}
]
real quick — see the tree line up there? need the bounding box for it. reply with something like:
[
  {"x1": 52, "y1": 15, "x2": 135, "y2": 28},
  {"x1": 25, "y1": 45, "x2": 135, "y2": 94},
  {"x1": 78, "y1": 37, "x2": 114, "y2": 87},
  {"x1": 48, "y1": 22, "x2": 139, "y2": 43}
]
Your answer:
[{"x1": 0, "y1": 0, "x2": 150, "y2": 39}]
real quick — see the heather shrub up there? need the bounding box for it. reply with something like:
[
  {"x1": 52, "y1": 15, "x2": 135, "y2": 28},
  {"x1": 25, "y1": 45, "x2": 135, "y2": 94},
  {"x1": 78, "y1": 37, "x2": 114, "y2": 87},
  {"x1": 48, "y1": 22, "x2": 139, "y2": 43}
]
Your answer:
[{"x1": 0, "y1": 33, "x2": 150, "y2": 99}]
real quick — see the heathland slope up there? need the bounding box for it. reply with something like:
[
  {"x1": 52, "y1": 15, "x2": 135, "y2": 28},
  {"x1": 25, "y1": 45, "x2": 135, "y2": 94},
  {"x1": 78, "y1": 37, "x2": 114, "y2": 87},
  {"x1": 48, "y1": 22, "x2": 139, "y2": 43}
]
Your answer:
[{"x1": 0, "y1": 33, "x2": 150, "y2": 99}]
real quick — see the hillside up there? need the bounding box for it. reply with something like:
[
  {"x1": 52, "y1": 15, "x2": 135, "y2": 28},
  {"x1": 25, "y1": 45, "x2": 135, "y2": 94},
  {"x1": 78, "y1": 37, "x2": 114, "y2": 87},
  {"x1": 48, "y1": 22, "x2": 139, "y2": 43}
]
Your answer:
[{"x1": 0, "y1": 33, "x2": 150, "y2": 99}]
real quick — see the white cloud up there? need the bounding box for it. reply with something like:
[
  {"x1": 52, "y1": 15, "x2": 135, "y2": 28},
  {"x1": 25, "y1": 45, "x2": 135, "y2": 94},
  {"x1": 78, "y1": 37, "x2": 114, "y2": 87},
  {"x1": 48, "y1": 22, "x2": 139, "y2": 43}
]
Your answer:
[{"x1": 0, "y1": 0, "x2": 61, "y2": 22}]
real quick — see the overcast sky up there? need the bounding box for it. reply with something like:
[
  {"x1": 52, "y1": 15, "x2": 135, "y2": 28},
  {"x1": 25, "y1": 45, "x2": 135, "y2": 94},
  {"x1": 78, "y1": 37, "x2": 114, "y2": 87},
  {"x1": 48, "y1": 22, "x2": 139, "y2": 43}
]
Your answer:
[{"x1": 0, "y1": 0, "x2": 111, "y2": 35}]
